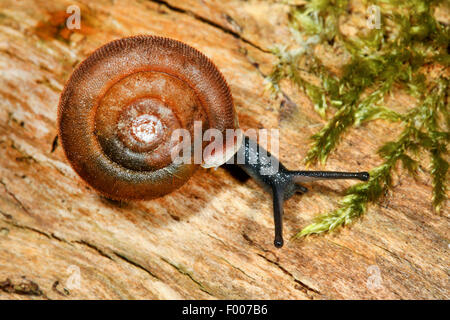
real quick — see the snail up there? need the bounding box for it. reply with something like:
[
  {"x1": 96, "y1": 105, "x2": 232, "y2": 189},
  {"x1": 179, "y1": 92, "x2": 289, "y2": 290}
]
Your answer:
[{"x1": 58, "y1": 35, "x2": 369, "y2": 248}]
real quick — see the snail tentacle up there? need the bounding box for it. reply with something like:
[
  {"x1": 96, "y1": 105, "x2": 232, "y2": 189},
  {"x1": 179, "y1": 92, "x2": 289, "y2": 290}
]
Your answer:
[
  {"x1": 272, "y1": 185, "x2": 285, "y2": 248},
  {"x1": 290, "y1": 171, "x2": 370, "y2": 183}
]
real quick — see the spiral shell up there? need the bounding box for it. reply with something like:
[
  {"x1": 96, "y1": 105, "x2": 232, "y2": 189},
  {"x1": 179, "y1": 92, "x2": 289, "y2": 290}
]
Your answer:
[{"x1": 58, "y1": 36, "x2": 239, "y2": 200}]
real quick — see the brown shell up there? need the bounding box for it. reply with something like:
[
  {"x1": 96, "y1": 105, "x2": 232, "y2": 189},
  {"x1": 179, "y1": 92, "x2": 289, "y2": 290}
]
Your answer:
[{"x1": 58, "y1": 36, "x2": 237, "y2": 200}]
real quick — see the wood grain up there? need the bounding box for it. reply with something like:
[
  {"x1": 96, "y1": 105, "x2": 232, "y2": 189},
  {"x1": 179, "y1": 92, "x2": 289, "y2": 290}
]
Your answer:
[{"x1": 0, "y1": 0, "x2": 448, "y2": 299}]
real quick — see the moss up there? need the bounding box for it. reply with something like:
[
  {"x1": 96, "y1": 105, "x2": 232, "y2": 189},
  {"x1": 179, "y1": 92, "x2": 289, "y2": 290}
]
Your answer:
[{"x1": 269, "y1": 0, "x2": 449, "y2": 236}]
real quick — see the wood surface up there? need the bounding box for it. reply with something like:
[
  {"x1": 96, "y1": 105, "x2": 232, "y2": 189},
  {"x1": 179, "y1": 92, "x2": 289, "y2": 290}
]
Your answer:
[{"x1": 0, "y1": 0, "x2": 448, "y2": 299}]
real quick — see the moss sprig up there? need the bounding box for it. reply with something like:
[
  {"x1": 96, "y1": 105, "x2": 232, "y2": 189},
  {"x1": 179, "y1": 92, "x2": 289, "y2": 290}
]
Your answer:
[
  {"x1": 268, "y1": 0, "x2": 449, "y2": 236},
  {"x1": 295, "y1": 79, "x2": 448, "y2": 236}
]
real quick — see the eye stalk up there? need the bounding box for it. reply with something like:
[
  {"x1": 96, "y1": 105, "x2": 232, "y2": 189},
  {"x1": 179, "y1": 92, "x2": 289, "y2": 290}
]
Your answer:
[{"x1": 235, "y1": 136, "x2": 369, "y2": 248}]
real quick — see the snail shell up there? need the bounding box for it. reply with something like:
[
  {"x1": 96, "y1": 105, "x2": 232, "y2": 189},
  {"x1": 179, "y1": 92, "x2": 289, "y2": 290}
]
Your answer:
[{"x1": 58, "y1": 36, "x2": 240, "y2": 200}]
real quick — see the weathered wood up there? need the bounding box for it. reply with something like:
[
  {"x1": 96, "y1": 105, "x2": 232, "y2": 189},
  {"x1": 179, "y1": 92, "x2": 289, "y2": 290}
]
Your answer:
[{"x1": 0, "y1": 0, "x2": 448, "y2": 300}]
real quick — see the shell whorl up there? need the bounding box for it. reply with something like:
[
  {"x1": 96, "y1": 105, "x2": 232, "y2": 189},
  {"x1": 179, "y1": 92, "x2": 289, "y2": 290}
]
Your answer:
[{"x1": 58, "y1": 36, "x2": 237, "y2": 200}]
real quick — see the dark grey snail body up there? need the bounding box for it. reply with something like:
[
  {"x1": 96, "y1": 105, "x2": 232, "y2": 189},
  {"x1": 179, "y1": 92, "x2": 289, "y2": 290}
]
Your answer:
[{"x1": 234, "y1": 136, "x2": 369, "y2": 248}]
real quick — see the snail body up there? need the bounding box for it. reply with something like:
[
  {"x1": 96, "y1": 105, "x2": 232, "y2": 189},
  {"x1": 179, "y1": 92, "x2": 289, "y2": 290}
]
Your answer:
[
  {"x1": 58, "y1": 36, "x2": 369, "y2": 248},
  {"x1": 236, "y1": 136, "x2": 368, "y2": 247}
]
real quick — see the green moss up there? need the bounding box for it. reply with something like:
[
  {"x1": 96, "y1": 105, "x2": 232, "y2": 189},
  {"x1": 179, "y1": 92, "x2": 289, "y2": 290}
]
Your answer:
[{"x1": 269, "y1": 0, "x2": 449, "y2": 236}]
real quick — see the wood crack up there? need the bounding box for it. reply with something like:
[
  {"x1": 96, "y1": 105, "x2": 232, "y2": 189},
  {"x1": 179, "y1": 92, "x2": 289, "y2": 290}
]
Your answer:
[
  {"x1": 160, "y1": 257, "x2": 215, "y2": 297},
  {"x1": 0, "y1": 179, "x2": 33, "y2": 218},
  {"x1": 0, "y1": 218, "x2": 71, "y2": 245},
  {"x1": 113, "y1": 251, "x2": 161, "y2": 281},
  {"x1": 256, "y1": 253, "x2": 321, "y2": 299},
  {"x1": 0, "y1": 215, "x2": 166, "y2": 287},
  {"x1": 148, "y1": 0, "x2": 270, "y2": 53},
  {"x1": 218, "y1": 257, "x2": 256, "y2": 280},
  {"x1": 73, "y1": 240, "x2": 113, "y2": 260}
]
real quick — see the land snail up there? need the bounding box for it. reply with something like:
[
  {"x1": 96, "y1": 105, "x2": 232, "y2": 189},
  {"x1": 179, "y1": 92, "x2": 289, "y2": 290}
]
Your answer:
[{"x1": 58, "y1": 36, "x2": 369, "y2": 248}]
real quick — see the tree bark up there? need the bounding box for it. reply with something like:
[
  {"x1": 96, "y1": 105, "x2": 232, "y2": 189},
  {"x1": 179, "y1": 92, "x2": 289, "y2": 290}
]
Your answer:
[{"x1": 0, "y1": 0, "x2": 448, "y2": 299}]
